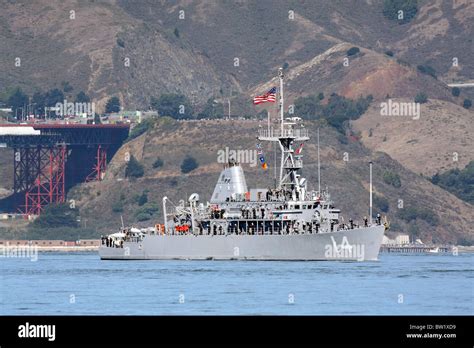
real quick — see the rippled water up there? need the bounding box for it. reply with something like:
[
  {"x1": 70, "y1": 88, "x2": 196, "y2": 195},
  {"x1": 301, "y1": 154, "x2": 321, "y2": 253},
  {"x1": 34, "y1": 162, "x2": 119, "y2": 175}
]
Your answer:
[{"x1": 0, "y1": 252, "x2": 472, "y2": 315}]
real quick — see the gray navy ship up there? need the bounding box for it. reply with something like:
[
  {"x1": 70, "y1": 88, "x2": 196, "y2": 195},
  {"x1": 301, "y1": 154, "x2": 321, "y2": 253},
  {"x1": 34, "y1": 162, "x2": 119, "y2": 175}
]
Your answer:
[{"x1": 99, "y1": 69, "x2": 386, "y2": 261}]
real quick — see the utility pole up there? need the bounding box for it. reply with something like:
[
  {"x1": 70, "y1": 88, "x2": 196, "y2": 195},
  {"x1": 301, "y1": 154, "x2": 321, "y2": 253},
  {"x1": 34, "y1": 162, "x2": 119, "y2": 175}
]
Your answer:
[
  {"x1": 369, "y1": 161, "x2": 373, "y2": 226},
  {"x1": 317, "y1": 128, "x2": 321, "y2": 194}
]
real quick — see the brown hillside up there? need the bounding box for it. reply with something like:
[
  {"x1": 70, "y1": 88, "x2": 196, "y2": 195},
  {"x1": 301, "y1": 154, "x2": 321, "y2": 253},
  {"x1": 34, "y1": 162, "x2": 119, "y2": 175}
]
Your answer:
[
  {"x1": 352, "y1": 99, "x2": 474, "y2": 176},
  {"x1": 249, "y1": 43, "x2": 455, "y2": 106},
  {"x1": 1, "y1": 0, "x2": 473, "y2": 108}
]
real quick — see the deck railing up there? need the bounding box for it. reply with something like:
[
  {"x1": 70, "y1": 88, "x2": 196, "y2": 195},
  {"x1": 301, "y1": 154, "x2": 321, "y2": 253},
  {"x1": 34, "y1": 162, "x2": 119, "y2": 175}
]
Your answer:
[{"x1": 258, "y1": 127, "x2": 309, "y2": 139}]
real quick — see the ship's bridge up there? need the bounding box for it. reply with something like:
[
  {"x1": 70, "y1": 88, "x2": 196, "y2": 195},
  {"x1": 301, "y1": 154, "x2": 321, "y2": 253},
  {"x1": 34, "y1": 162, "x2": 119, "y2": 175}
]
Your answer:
[{"x1": 258, "y1": 127, "x2": 309, "y2": 142}]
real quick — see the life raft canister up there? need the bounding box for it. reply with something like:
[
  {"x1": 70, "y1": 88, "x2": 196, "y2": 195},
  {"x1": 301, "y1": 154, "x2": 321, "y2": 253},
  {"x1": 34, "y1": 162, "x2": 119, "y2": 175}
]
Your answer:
[{"x1": 175, "y1": 225, "x2": 190, "y2": 233}]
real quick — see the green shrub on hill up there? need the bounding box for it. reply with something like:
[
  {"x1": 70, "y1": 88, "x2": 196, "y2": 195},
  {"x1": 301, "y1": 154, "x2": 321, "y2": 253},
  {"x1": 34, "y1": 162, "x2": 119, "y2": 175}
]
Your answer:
[
  {"x1": 431, "y1": 161, "x2": 474, "y2": 204},
  {"x1": 324, "y1": 94, "x2": 373, "y2": 133},
  {"x1": 292, "y1": 95, "x2": 322, "y2": 120},
  {"x1": 383, "y1": 171, "x2": 402, "y2": 188},
  {"x1": 374, "y1": 195, "x2": 390, "y2": 213},
  {"x1": 181, "y1": 156, "x2": 199, "y2": 174},
  {"x1": 383, "y1": 0, "x2": 418, "y2": 24},
  {"x1": 33, "y1": 204, "x2": 79, "y2": 228},
  {"x1": 292, "y1": 93, "x2": 373, "y2": 134},
  {"x1": 134, "y1": 202, "x2": 159, "y2": 221},
  {"x1": 153, "y1": 158, "x2": 164, "y2": 169},
  {"x1": 397, "y1": 206, "x2": 439, "y2": 226},
  {"x1": 197, "y1": 97, "x2": 224, "y2": 119},
  {"x1": 150, "y1": 93, "x2": 194, "y2": 119},
  {"x1": 137, "y1": 191, "x2": 148, "y2": 206},
  {"x1": 451, "y1": 87, "x2": 460, "y2": 97},
  {"x1": 414, "y1": 92, "x2": 428, "y2": 104},
  {"x1": 127, "y1": 119, "x2": 154, "y2": 142},
  {"x1": 125, "y1": 155, "x2": 144, "y2": 178},
  {"x1": 112, "y1": 201, "x2": 124, "y2": 213},
  {"x1": 105, "y1": 96, "x2": 121, "y2": 113},
  {"x1": 417, "y1": 64, "x2": 437, "y2": 79},
  {"x1": 346, "y1": 47, "x2": 360, "y2": 56}
]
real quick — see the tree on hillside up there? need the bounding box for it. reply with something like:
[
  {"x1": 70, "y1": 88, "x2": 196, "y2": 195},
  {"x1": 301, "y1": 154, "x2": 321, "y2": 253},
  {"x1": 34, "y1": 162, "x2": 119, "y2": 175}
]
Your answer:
[
  {"x1": 61, "y1": 81, "x2": 74, "y2": 93},
  {"x1": 125, "y1": 155, "x2": 144, "y2": 178},
  {"x1": 32, "y1": 92, "x2": 46, "y2": 116},
  {"x1": 346, "y1": 47, "x2": 360, "y2": 56},
  {"x1": 451, "y1": 87, "x2": 460, "y2": 97},
  {"x1": 45, "y1": 88, "x2": 65, "y2": 107},
  {"x1": 137, "y1": 191, "x2": 148, "y2": 206},
  {"x1": 33, "y1": 204, "x2": 79, "y2": 228},
  {"x1": 291, "y1": 93, "x2": 372, "y2": 133},
  {"x1": 417, "y1": 64, "x2": 437, "y2": 79},
  {"x1": 76, "y1": 91, "x2": 91, "y2": 103},
  {"x1": 150, "y1": 93, "x2": 193, "y2": 119},
  {"x1": 383, "y1": 0, "x2": 418, "y2": 24},
  {"x1": 324, "y1": 94, "x2": 373, "y2": 133},
  {"x1": 463, "y1": 99, "x2": 472, "y2": 109},
  {"x1": 292, "y1": 95, "x2": 322, "y2": 120},
  {"x1": 134, "y1": 202, "x2": 159, "y2": 222},
  {"x1": 383, "y1": 170, "x2": 402, "y2": 188},
  {"x1": 414, "y1": 92, "x2": 428, "y2": 104},
  {"x1": 373, "y1": 195, "x2": 390, "y2": 213},
  {"x1": 153, "y1": 158, "x2": 164, "y2": 169},
  {"x1": 431, "y1": 161, "x2": 474, "y2": 204},
  {"x1": 8, "y1": 88, "x2": 29, "y2": 119},
  {"x1": 105, "y1": 96, "x2": 121, "y2": 113},
  {"x1": 126, "y1": 119, "x2": 155, "y2": 142},
  {"x1": 197, "y1": 97, "x2": 224, "y2": 119},
  {"x1": 181, "y1": 156, "x2": 199, "y2": 174},
  {"x1": 397, "y1": 206, "x2": 439, "y2": 226}
]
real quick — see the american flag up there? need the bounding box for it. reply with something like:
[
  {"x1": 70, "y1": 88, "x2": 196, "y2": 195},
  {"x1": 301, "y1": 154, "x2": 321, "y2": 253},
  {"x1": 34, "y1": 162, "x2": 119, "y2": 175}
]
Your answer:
[{"x1": 253, "y1": 87, "x2": 277, "y2": 105}]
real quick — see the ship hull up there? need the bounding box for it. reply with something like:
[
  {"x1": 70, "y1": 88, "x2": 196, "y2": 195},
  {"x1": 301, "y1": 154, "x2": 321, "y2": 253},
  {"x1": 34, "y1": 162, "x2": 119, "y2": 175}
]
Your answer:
[{"x1": 99, "y1": 225, "x2": 385, "y2": 261}]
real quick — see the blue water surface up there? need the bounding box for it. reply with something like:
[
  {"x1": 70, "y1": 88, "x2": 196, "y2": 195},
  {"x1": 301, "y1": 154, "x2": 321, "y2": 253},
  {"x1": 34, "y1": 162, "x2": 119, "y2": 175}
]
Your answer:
[{"x1": 0, "y1": 252, "x2": 472, "y2": 315}]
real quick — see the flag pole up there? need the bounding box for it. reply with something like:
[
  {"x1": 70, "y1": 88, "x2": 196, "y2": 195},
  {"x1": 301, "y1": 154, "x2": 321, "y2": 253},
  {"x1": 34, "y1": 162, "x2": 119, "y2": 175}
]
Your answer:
[
  {"x1": 317, "y1": 127, "x2": 321, "y2": 195},
  {"x1": 267, "y1": 109, "x2": 270, "y2": 133},
  {"x1": 369, "y1": 161, "x2": 373, "y2": 226},
  {"x1": 279, "y1": 68, "x2": 284, "y2": 133}
]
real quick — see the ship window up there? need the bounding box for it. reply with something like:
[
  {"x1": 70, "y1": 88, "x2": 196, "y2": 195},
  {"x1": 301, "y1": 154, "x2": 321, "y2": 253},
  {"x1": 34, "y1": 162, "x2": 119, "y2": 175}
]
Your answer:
[
  {"x1": 302, "y1": 205, "x2": 307, "y2": 209},
  {"x1": 295, "y1": 205, "x2": 300, "y2": 209}
]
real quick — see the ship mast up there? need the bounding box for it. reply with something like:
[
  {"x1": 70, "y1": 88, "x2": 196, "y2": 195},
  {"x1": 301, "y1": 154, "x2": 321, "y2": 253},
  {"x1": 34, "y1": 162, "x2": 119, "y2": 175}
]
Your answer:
[
  {"x1": 258, "y1": 68, "x2": 309, "y2": 200},
  {"x1": 279, "y1": 68, "x2": 285, "y2": 134}
]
